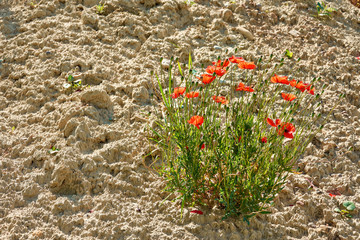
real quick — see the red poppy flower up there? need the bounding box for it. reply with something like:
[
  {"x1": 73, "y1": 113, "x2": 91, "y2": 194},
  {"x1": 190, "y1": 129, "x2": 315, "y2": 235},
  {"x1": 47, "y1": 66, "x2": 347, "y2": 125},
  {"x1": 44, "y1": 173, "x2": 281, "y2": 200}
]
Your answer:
[
  {"x1": 267, "y1": 118, "x2": 281, "y2": 127},
  {"x1": 171, "y1": 87, "x2": 186, "y2": 99},
  {"x1": 197, "y1": 74, "x2": 216, "y2": 84},
  {"x1": 290, "y1": 80, "x2": 307, "y2": 92},
  {"x1": 238, "y1": 61, "x2": 256, "y2": 69},
  {"x1": 306, "y1": 85, "x2": 315, "y2": 95},
  {"x1": 229, "y1": 55, "x2": 244, "y2": 63},
  {"x1": 289, "y1": 79, "x2": 297, "y2": 87},
  {"x1": 186, "y1": 92, "x2": 199, "y2": 98},
  {"x1": 271, "y1": 74, "x2": 289, "y2": 85},
  {"x1": 278, "y1": 122, "x2": 296, "y2": 139},
  {"x1": 188, "y1": 115, "x2": 204, "y2": 129},
  {"x1": 206, "y1": 66, "x2": 226, "y2": 77},
  {"x1": 236, "y1": 82, "x2": 254, "y2": 92},
  {"x1": 190, "y1": 210, "x2": 203, "y2": 215},
  {"x1": 329, "y1": 193, "x2": 336, "y2": 198},
  {"x1": 206, "y1": 59, "x2": 229, "y2": 77},
  {"x1": 212, "y1": 59, "x2": 230, "y2": 68},
  {"x1": 261, "y1": 137, "x2": 267, "y2": 143},
  {"x1": 201, "y1": 143, "x2": 205, "y2": 149},
  {"x1": 281, "y1": 93, "x2": 297, "y2": 102},
  {"x1": 356, "y1": 56, "x2": 360, "y2": 60},
  {"x1": 212, "y1": 96, "x2": 229, "y2": 105}
]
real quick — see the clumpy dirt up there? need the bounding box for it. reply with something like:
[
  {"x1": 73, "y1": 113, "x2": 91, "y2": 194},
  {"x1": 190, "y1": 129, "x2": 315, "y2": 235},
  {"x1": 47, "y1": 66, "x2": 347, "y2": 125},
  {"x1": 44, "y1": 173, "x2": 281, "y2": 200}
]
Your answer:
[{"x1": 0, "y1": 0, "x2": 360, "y2": 239}]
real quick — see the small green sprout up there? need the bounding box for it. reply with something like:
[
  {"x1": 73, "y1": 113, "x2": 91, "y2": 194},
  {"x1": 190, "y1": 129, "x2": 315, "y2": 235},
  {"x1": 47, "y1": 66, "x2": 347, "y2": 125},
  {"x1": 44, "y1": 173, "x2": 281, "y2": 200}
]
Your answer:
[
  {"x1": 285, "y1": 49, "x2": 293, "y2": 59},
  {"x1": 63, "y1": 74, "x2": 83, "y2": 92},
  {"x1": 11, "y1": 126, "x2": 15, "y2": 131},
  {"x1": 96, "y1": 4, "x2": 105, "y2": 15},
  {"x1": 334, "y1": 201, "x2": 356, "y2": 218},
  {"x1": 49, "y1": 146, "x2": 60, "y2": 155},
  {"x1": 184, "y1": 0, "x2": 195, "y2": 6},
  {"x1": 315, "y1": 1, "x2": 336, "y2": 18},
  {"x1": 29, "y1": 0, "x2": 37, "y2": 9}
]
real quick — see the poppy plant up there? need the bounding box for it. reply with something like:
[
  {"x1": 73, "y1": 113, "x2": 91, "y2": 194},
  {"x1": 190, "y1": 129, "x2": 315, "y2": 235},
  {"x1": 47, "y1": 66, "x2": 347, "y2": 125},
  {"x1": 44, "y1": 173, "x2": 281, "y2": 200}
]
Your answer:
[
  {"x1": 261, "y1": 137, "x2": 267, "y2": 143},
  {"x1": 281, "y1": 93, "x2": 297, "y2": 102},
  {"x1": 212, "y1": 96, "x2": 229, "y2": 105},
  {"x1": 236, "y1": 82, "x2": 254, "y2": 92},
  {"x1": 229, "y1": 55, "x2": 244, "y2": 64},
  {"x1": 188, "y1": 115, "x2": 204, "y2": 129},
  {"x1": 186, "y1": 92, "x2": 199, "y2": 98},
  {"x1": 238, "y1": 61, "x2": 256, "y2": 70},
  {"x1": 171, "y1": 87, "x2": 186, "y2": 99},
  {"x1": 197, "y1": 74, "x2": 216, "y2": 84},
  {"x1": 271, "y1": 74, "x2": 289, "y2": 85}
]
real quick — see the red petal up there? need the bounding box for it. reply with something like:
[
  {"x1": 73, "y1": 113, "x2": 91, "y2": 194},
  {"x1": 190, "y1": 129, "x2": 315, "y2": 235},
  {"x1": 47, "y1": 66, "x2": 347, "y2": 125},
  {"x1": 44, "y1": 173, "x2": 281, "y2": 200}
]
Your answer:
[
  {"x1": 267, "y1": 118, "x2": 276, "y2": 127},
  {"x1": 190, "y1": 210, "x2": 203, "y2": 215},
  {"x1": 283, "y1": 132, "x2": 294, "y2": 139},
  {"x1": 275, "y1": 119, "x2": 281, "y2": 126}
]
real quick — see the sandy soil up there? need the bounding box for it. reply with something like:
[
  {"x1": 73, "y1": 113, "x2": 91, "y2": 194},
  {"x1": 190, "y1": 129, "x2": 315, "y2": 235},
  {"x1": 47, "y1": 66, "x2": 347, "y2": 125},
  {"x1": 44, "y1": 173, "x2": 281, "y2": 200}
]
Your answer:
[{"x1": 0, "y1": 0, "x2": 360, "y2": 239}]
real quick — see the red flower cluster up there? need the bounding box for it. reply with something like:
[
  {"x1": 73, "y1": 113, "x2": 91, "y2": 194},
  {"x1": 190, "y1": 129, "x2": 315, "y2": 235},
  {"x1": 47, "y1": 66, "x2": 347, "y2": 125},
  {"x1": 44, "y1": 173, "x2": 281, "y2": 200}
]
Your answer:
[
  {"x1": 171, "y1": 87, "x2": 186, "y2": 99},
  {"x1": 267, "y1": 118, "x2": 296, "y2": 139},
  {"x1": 212, "y1": 96, "x2": 229, "y2": 105},
  {"x1": 236, "y1": 82, "x2": 254, "y2": 92},
  {"x1": 188, "y1": 116, "x2": 204, "y2": 129},
  {"x1": 206, "y1": 59, "x2": 230, "y2": 77},
  {"x1": 271, "y1": 74, "x2": 315, "y2": 95}
]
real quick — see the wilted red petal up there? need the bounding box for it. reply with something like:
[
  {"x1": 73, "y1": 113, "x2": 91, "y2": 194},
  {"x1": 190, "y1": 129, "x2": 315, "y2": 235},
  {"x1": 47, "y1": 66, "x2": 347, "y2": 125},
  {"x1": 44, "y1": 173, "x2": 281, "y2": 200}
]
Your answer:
[
  {"x1": 190, "y1": 210, "x2": 203, "y2": 215},
  {"x1": 238, "y1": 136, "x2": 242, "y2": 142}
]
